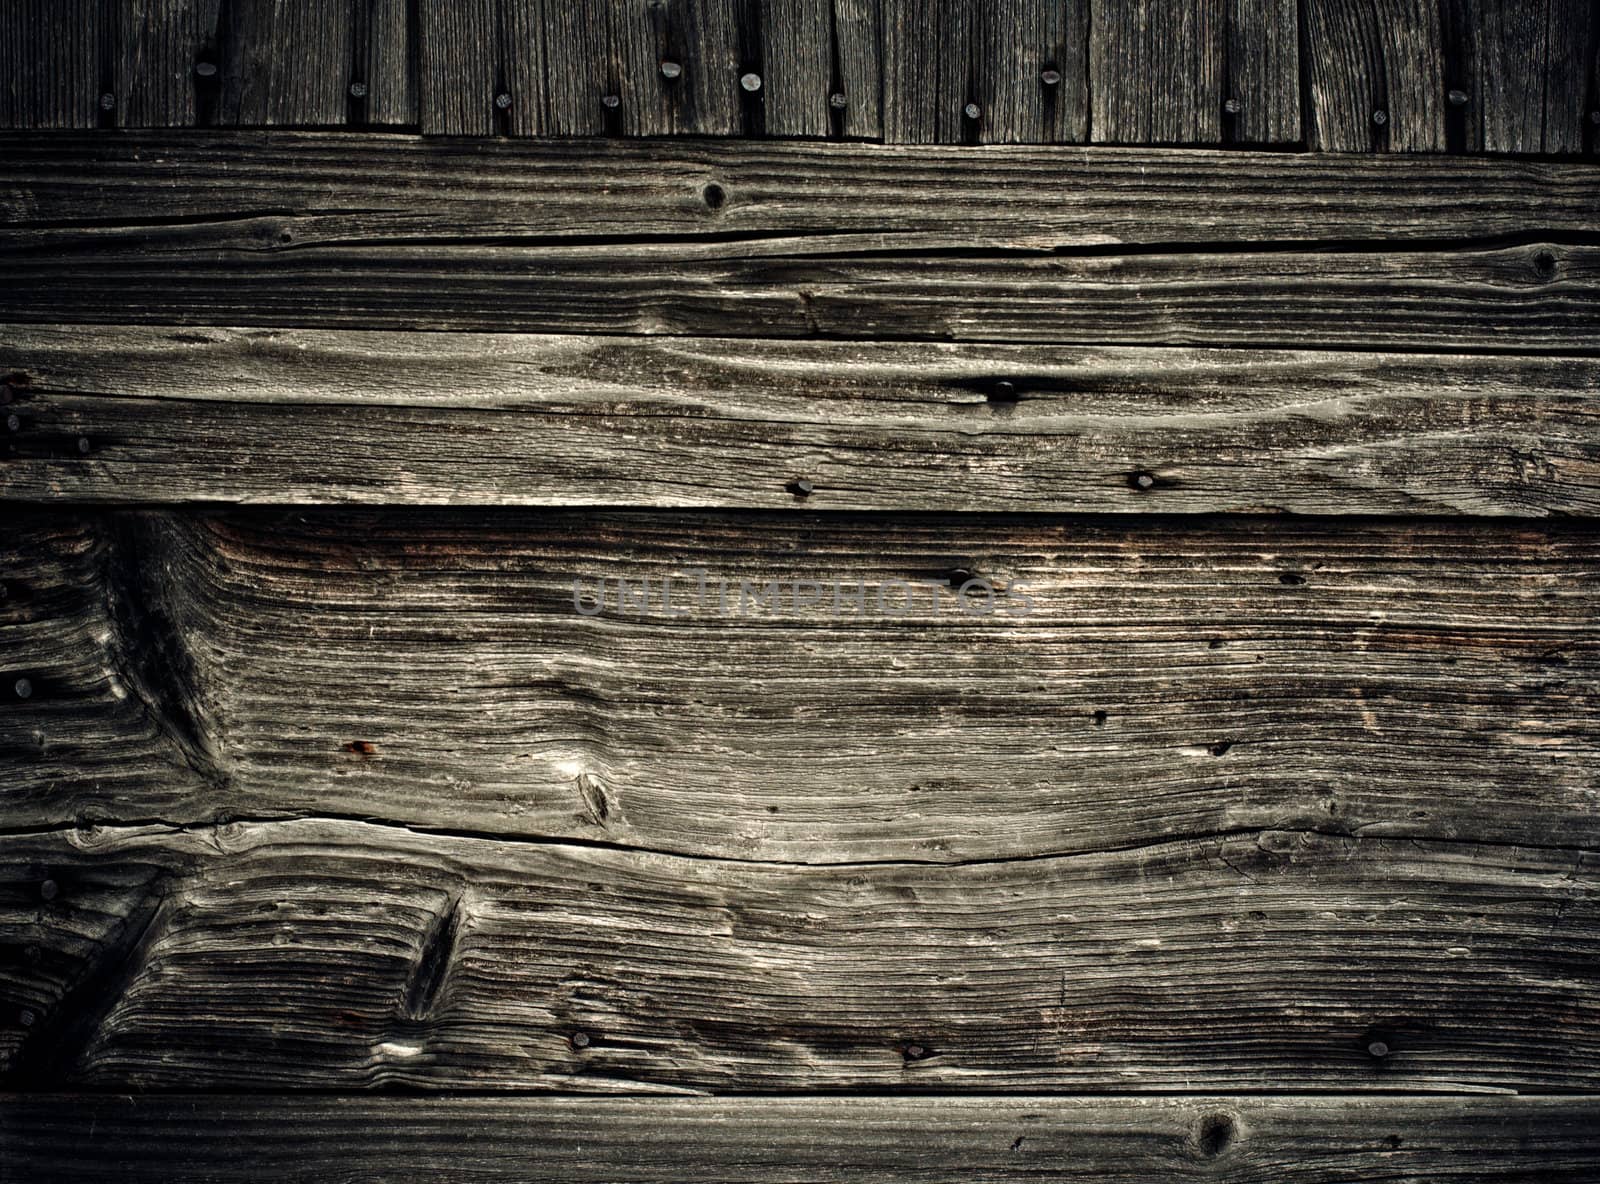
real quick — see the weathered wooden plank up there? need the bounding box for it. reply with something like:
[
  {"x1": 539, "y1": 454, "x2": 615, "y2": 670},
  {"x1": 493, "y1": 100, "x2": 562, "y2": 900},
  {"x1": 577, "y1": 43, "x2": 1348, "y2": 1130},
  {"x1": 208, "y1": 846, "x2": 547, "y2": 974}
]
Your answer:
[
  {"x1": 883, "y1": 0, "x2": 1089, "y2": 145},
  {"x1": 756, "y1": 0, "x2": 830, "y2": 138},
  {"x1": 1090, "y1": 0, "x2": 1224, "y2": 144},
  {"x1": 1303, "y1": 0, "x2": 1446, "y2": 151},
  {"x1": 357, "y1": 0, "x2": 417, "y2": 127},
  {"x1": 831, "y1": 0, "x2": 883, "y2": 139},
  {"x1": 416, "y1": 0, "x2": 498, "y2": 134},
  {"x1": 9, "y1": 133, "x2": 1600, "y2": 244},
  {"x1": 4, "y1": 328, "x2": 1599, "y2": 515},
  {"x1": 1443, "y1": 0, "x2": 1598, "y2": 155},
  {"x1": 3, "y1": 231, "x2": 1593, "y2": 348},
  {"x1": 4, "y1": 510, "x2": 1596, "y2": 862},
  {"x1": 110, "y1": 0, "x2": 224, "y2": 128},
  {"x1": 214, "y1": 0, "x2": 354, "y2": 126},
  {"x1": 6, "y1": 1095, "x2": 1600, "y2": 1182},
  {"x1": 1225, "y1": 0, "x2": 1300, "y2": 144},
  {"x1": 1, "y1": 815, "x2": 1597, "y2": 1090},
  {"x1": 5, "y1": 134, "x2": 1598, "y2": 345},
  {"x1": 0, "y1": 0, "x2": 101, "y2": 129}
]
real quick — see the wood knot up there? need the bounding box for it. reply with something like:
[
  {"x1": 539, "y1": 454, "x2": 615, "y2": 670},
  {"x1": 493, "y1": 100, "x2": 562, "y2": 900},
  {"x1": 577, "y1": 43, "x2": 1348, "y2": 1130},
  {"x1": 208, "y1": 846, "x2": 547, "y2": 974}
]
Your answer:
[
  {"x1": 1194, "y1": 1112, "x2": 1236, "y2": 1157},
  {"x1": 1533, "y1": 250, "x2": 1558, "y2": 280},
  {"x1": 702, "y1": 182, "x2": 727, "y2": 210}
]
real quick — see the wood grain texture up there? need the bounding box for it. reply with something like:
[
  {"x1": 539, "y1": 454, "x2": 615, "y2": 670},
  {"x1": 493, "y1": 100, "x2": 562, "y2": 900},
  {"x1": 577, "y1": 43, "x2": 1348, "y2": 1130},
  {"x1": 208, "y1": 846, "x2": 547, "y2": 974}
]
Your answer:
[
  {"x1": 109, "y1": 0, "x2": 224, "y2": 128},
  {"x1": 214, "y1": 0, "x2": 354, "y2": 126},
  {"x1": 1444, "y1": 0, "x2": 1599, "y2": 155},
  {"x1": 4, "y1": 510, "x2": 1597, "y2": 863},
  {"x1": 358, "y1": 0, "x2": 418, "y2": 127},
  {"x1": 416, "y1": 0, "x2": 498, "y2": 135},
  {"x1": 5, "y1": 1095, "x2": 1600, "y2": 1182},
  {"x1": 3, "y1": 135, "x2": 1599, "y2": 344},
  {"x1": 0, "y1": 0, "x2": 101, "y2": 129},
  {"x1": 4, "y1": 327, "x2": 1599, "y2": 514},
  {"x1": 882, "y1": 0, "x2": 1089, "y2": 144},
  {"x1": 1, "y1": 814, "x2": 1597, "y2": 1090},
  {"x1": 1090, "y1": 0, "x2": 1224, "y2": 144},
  {"x1": 1225, "y1": 0, "x2": 1300, "y2": 144},
  {"x1": 1303, "y1": 0, "x2": 1446, "y2": 151}
]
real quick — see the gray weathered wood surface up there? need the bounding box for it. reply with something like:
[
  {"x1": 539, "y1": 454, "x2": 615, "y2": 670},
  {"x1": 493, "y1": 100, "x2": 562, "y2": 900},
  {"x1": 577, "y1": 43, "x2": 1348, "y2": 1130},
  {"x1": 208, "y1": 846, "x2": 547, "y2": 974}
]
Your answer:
[
  {"x1": 1, "y1": 814, "x2": 1596, "y2": 1090},
  {"x1": 5, "y1": 1095, "x2": 1600, "y2": 1182},
  {"x1": 2, "y1": 135, "x2": 1598, "y2": 343},
  {"x1": 4, "y1": 511, "x2": 1595, "y2": 861},
  {"x1": 1, "y1": 0, "x2": 1594, "y2": 154},
  {"x1": 4, "y1": 326, "x2": 1597, "y2": 513}
]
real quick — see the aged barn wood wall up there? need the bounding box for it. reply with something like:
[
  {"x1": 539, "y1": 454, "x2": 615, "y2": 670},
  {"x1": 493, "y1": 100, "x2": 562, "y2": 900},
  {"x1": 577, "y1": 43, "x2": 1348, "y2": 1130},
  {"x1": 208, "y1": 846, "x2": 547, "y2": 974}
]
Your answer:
[{"x1": 2, "y1": 1, "x2": 1600, "y2": 1181}]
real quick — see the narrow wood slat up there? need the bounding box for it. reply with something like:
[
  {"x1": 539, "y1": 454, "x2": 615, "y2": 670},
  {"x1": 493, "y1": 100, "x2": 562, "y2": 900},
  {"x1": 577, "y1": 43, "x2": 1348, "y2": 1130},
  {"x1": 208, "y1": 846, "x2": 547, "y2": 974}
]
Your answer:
[
  {"x1": 883, "y1": 0, "x2": 1090, "y2": 145},
  {"x1": 111, "y1": 0, "x2": 223, "y2": 128},
  {"x1": 3, "y1": 511, "x2": 1596, "y2": 858},
  {"x1": 1303, "y1": 0, "x2": 1446, "y2": 151},
  {"x1": 1, "y1": 814, "x2": 1596, "y2": 1090},
  {"x1": 416, "y1": 0, "x2": 497, "y2": 134},
  {"x1": 4, "y1": 328, "x2": 1598, "y2": 515},
  {"x1": 831, "y1": 0, "x2": 883, "y2": 139},
  {"x1": 3, "y1": 135, "x2": 1598, "y2": 347},
  {"x1": 359, "y1": 0, "x2": 418, "y2": 127},
  {"x1": 215, "y1": 0, "x2": 353, "y2": 126},
  {"x1": 5, "y1": 1095, "x2": 1600, "y2": 1182},
  {"x1": 1226, "y1": 0, "x2": 1300, "y2": 144},
  {"x1": 1089, "y1": 0, "x2": 1224, "y2": 144},
  {"x1": 759, "y1": 0, "x2": 832, "y2": 138},
  {"x1": 0, "y1": 0, "x2": 100, "y2": 129},
  {"x1": 1444, "y1": 0, "x2": 1598, "y2": 155}
]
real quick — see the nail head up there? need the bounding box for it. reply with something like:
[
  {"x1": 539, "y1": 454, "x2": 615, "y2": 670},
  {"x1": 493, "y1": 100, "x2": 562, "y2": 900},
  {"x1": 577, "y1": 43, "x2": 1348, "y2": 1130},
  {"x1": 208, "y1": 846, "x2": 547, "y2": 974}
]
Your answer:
[
  {"x1": 495, "y1": 92, "x2": 512, "y2": 110},
  {"x1": 1368, "y1": 1040, "x2": 1390, "y2": 1058},
  {"x1": 1131, "y1": 471, "x2": 1157, "y2": 491},
  {"x1": 6, "y1": 413, "x2": 20, "y2": 432},
  {"x1": 790, "y1": 477, "x2": 815, "y2": 497},
  {"x1": 18, "y1": 1009, "x2": 36, "y2": 1027},
  {"x1": 1372, "y1": 109, "x2": 1388, "y2": 125},
  {"x1": 14, "y1": 677, "x2": 32, "y2": 699},
  {"x1": 99, "y1": 92, "x2": 116, "y2": 112},
  {"x1": 39, "y1": 879, "x2": 57, "y2": 902},
  {"x1": 194, "y1": 60, "x2": 218, "y2": 79},
  {"x1": 963, "y1": 102, "x2": 981, "y2": 120},
  {"x1": 349, "y1": 81, "x2": 368, "y2": 99},
  {"x1": 77, "y1": 436, "x2": 92, "y2": 454},
  {"x1": 601, "y1": 93, "x2": 620, "y2": 109},
  {"x1": 570, "y1": 1030, "x2": 591, "y2": 1049},
  {"x1": 740, "y1": 72, "x2": 762, "y2": 93},
  {"x1": 829, "y1": 92, "x2": 847, "y2": 109},
  {"x1": 1040, "y1": 69, "x2": 1062, "y2": 87},
  {"x1": 1224, "y1": 97, "x2": 1242, "y2": 115},
  {"x1": 660, "y1": 60, "x2": 682, "y2": 80},
  {"x1": 1447, "y1": 88, "x2": 1468, "y2": 107}
]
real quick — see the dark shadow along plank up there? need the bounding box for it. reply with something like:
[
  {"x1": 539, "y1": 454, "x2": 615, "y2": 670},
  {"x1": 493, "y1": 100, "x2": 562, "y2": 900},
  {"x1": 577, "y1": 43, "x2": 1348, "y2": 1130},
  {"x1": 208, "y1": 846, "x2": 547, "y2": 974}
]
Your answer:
[
  {"x1": 4, "y1": 327, "x2": 1599, "y2": 515},
  {"x1": 1442, "y1": 0, "x2": 1598, "y2": 155},
  {"x1": 1303, "y1": 0, "x2": 1446, "y2": 151},
  {"x1": 5, "y1": 1095, "x2": 1600, "y2": 1183},
  {"x1": 1225, "y1": 0, "x2": 1300, "y2": 144},
  {"x1": 883, "y1": 0, "x2": 1089, "y2": 144},
  {"x1": 1, "y1": 815, "x2": 1597, "y2": 1090},
  {"x1": 0, "y1": 1, "x2": 100, "y2": 129},
  {"x1": 4, "y1": 510, "x2": 1596, "y2": 862},
  {"x1": 3, "y1": 136, "x2": 1598, "y2": 346},
  {"x1": 1089, "y1": 0, "x2": 1223, "y2": 144}
]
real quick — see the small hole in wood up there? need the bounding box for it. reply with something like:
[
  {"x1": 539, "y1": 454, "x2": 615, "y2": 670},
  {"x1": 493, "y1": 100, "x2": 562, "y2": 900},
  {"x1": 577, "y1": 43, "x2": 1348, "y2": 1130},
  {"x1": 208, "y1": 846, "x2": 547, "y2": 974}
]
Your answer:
[
  {"x1": 702, "y1": 182, "x2": 727, "y2": 210},
  {"x1": 1533, "y1": 250, "x2": 1557, "y2": 279},
  {"x1": 1278, "y1": 573, "x2": 1306, "y2": 586},
  {"x1": 1091, "y1": 710, "x2": 1107, "y2": 726}
]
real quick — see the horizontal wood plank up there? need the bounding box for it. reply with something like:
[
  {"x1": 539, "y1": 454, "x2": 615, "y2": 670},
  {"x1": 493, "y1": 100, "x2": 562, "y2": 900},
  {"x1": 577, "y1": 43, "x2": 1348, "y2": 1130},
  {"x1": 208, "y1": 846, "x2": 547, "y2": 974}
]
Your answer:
[
  {"x1": 4, "y1": 511, "x2": 1596, "y2": 864},
  {"x1": 2, "y1": 135, "x2": 1600, "y2": 345},
  {"x1": 3, "y1": 327, "x2": 1598, "y2": 514},
  {"x1": 0, "y1": 816, "x2": 1596, "y2": 1089},
  {"x1": 5, "y1": 1094, "x2": 1600, "y2": 1181}
]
